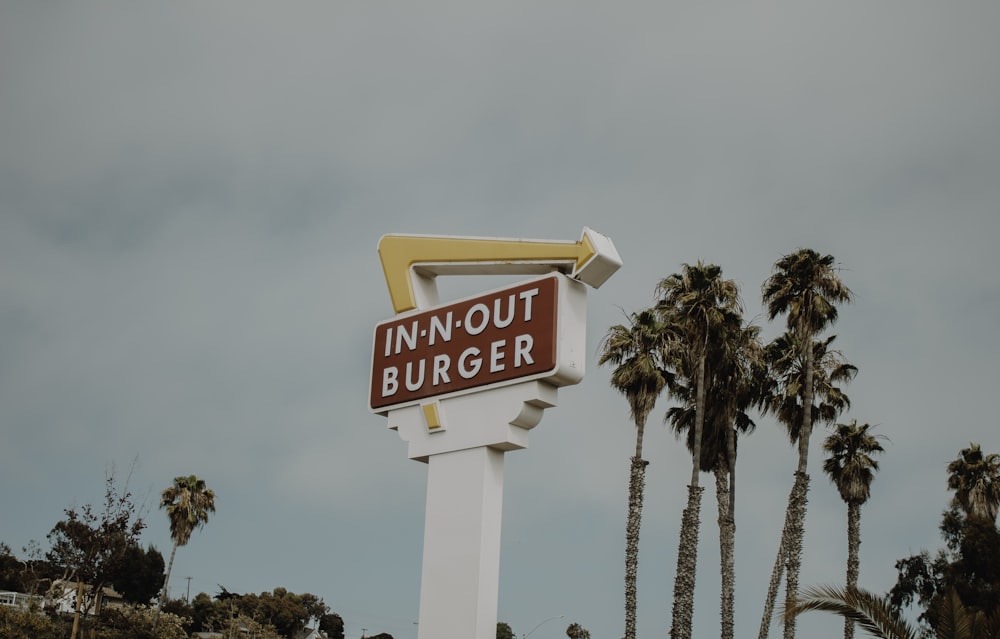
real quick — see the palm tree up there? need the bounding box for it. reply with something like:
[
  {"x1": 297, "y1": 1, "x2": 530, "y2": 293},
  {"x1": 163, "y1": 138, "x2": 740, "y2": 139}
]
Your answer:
[
  {"x1": 664, "y1": 320, "x2": 762, "y2": 639},
  {"x1": 158, "y1": 475, "x2": 216, "y2": 608},
  {"x1": 716, "y1": 322, "x2": 765, "y2": 639},
  {"x1": 759, "y1": 249, "x2": 853, "y2": 639},
  {"x1": 758, "y1": 332, "x2": 857, "y2": 639},
  {"x1": 656, "y1": 261, "x2": 741, "y2": 639},
  {"x1": 946, "y1": 443, "x2": 1000, "y2": 523},
  {"x1": 823, "y1": 420, "x2": 885, "y2": 639},
  {"x1": 784, "y1": 585, "x2": 1000, "y2": 639},
  {"x1": 600, "y1": 309, "x2": 672, "y2": 639}
]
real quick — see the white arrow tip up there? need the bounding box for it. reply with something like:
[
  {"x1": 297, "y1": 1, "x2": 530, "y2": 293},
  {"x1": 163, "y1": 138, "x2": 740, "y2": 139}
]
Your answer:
[{"x1": 574, "y1": 227, "x2": 623, "y2": 289}]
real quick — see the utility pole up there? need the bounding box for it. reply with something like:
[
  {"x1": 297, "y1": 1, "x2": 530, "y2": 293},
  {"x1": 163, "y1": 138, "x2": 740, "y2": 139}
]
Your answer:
[{"x1": 184, "y1": 576, "x2": 192, "y2": 602}]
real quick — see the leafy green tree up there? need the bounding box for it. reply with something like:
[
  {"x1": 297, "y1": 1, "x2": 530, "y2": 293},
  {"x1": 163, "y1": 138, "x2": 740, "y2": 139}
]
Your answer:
[
  {"x1": 759, "y1": 248, "x2": 853, "y2": 639},
  {"x1": 0, "y1": 543, "x2": 20, "y2": 591},
  {"x1": 0, "y1": 604, "x2": 64, "y2": 639},
  {"x1": 566, "y1": 621, "x2": 592, "y2": 638},
  {"x1": 497, "y1": 621, "x2": 515, "y2": 639},
  {"x1": 656, "y1": 261, "x2": 742, "y2": 639},
  {"x1": 99, "y1": 605, "x2": 189, "y2": 639},
  {"x1": 600, "y1": 308, "x2": 672, "y2": 639},
  {"x1": 46, "y1": 471, "x2": 146, "y2": 639},
  {"x1": 320, "y1": 612, "x2": 346, "y2": 639},
  {"x1": 113, "y1": 543, "x2": 165, "y2": 606},
  {"x1": 891, "y1": 444, "x2": 1000, "y2": 634},
  {"x1": 823, "y1": 420, "x2": 885, "y2": 639},
  {"x1": 159, "y1": 475, "x2": 215, "y2": 607},
  {"x1": 239, "y1": 587, "x2": 328, "y2": 638},
  {"x1": 178, "y1": 591, "x2": 229, "y2": 634},
  {"x1": 226, "y1": 613, "x2": 282, "y2": 639}
]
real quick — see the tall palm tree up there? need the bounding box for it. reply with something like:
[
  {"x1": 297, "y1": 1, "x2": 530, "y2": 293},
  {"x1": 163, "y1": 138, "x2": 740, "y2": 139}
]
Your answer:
[
  {"x1": 823, "y1": 420, "x2": 885, "y2": 639},
  {"x1": 664, "y1": 320, "x2": 762, "y2": 639},
  {"x1": 158, "y1": 475, "x2": 216, "y2": 608},
  {"x1": 656, "y1": 261, "x2": 741, "y2": 639},
  {"x1": 758, "y1": 333, "x2": 857, "y2": 639},
  {"x1": 946, "y1": 443, "x2": 1000, "y2": 523},
  {"x1": 716, "y1": 322, "x2": 765, "y2": 639},
  {"x1": 759, "y1": 249, "x2": 853, "y2": 639},
  {"x1": 600, "y1": 309, "x2": 672, "y2": 639}
]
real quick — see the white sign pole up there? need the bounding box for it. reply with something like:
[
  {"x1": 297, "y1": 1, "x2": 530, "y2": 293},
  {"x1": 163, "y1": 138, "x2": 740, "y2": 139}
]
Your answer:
[
  {"x1": 388, "y1": 381, "x2": 559, "y2": 639},
  {"x1": 419, "y1": 445, "x2": 504, "y2": 639}
]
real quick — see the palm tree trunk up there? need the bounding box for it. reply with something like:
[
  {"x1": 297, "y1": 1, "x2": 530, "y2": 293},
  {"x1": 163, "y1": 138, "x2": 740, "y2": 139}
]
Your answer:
[
  {"x1": 154, "y1": 542, "x2": 179, "y2": 631},
  {"x1": 716, "y1": 467, "x2": 734, "y2": 639},
  {"x1": 670, "y1": 350, "x2": 707, "y2": 639},
  {"x1": 782, "y1": 472, "x2": 810, "y2": 639},
  {"x1": 690, "y1": 352, "x2": 707, "y2": 487},
  {"x1": 783, "y1": 332, "x2": 815, "y2": 639},
  {"x1": 758, "y1": 472, "x2": 810, "y2": 639},
  {"x1": 724, "y1": 420, "x2": 738, "y2": 639},
  {"x1": 160, "y1": 542, "x2": 178, "y2": 609},
  {"x1": 624, "y1": 454, "x2": 648, "y2": 639},
  {"x1": 798, "y1": 333, "x2": 815, "y2": 476},
  {"x1": 844, "y1": 501, "x2": 860, "y2": 639},
  {"x1": 670, "y1": 485, "x2": 705, "y2": 639},
  {"x1": 758, "y1": 495, "x2": 790, "y2": 639}
]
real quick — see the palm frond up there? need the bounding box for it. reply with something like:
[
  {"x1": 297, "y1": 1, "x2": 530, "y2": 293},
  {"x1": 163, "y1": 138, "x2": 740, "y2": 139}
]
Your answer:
[{"x1": 782, "y1": 585, "x2": 917, "y2": 639}]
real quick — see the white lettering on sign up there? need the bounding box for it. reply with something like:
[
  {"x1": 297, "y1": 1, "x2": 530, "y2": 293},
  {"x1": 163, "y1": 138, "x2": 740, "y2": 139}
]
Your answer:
[
  {"x1": 381, "y1": 289, "x2": 539, "y2": 358},
  {"x1": 369, "y1": 277, "x2": 559, "y2": 411}
]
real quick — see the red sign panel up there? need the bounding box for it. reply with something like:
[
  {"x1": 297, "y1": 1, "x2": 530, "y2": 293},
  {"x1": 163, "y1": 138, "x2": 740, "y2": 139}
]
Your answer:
[{"x1": 369, "y1": 276, "x2": 559, "y2": 411}]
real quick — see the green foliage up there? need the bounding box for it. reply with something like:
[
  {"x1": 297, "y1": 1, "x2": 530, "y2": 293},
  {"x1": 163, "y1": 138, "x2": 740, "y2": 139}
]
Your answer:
[
  {"x1": 822, "y1": 421, "x2": 884, "y2": 505},
  {"x1": 760, "y1": 333, "x2": 857, "y2": 443},
  {"x1": 566, "y1": 621, "x2": 592, "y2": 638},
  {"x1": 497, "y1": 620, "x2": 515, "y2": 639},
  {"x1": 160, "y1": 476, "x2": 216, "y2": 548},
  {"x1": 946, "y1": 444, "x2": 1000, "y2": 523},
  {"x1": 237, "y1": 587, "x2": 329, "y2": 638},
  {"x1": 783, "y1": 584, "x2": 917, "y2": 639},
  {"x1": 112, "y1": 544, "x2": 165, "y2": 605},
  {"x1": 161, "y1": 591, "x2": 231, "y2": 634},
  {"x1": 0, "y1": 542, "x2": 20, "y2": 591},
  {"x1": 3, "y1": 467, "x2": 345, "y2": 639},
  {"x1": 319, "y1": 612, "x2": 345, "y2": 639},
  {"x1": 45, "y1": 471, "x2": 146, "y2": 618},
  {"x1": 159, "y1": 587, "x2": 331, "y2": 638},
  {"x1": 891, "y1": 444, "x2": 1000, "y2": 636},
  {"x1": 787, "y1": 584, "x2": 1000, "y2": 639},
  {"x1": 0, "y1": 605, "x2": 63, "y2": 639},
  {"x1": 890, "y1": 508, "x2": 1000, "y2": 633},
  {"x1": 96, "y1": 605, "x2": 188, "y2": 639}
]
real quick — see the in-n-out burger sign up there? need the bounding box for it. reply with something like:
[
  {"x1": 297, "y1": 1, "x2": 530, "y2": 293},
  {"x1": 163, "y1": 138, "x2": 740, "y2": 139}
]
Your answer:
[
  {"x1": 369, "y1": 273, "x2": 586, "y2": 413},
  {"x1": 368, "y1": 230, "x2": 620, "y2": 639}
]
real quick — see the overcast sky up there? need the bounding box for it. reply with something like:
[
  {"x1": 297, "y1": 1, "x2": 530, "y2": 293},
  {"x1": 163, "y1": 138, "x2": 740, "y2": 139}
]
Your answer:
[{"x1": 2, "y1": 3, "x2": 999, "y2": 639}]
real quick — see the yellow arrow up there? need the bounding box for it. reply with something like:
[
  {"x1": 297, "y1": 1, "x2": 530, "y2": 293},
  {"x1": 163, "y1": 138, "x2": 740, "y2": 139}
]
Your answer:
[{"x1": 378, "y1": 228, "x2": 620, "y2": 313}]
